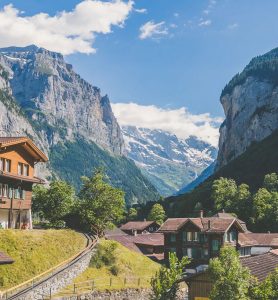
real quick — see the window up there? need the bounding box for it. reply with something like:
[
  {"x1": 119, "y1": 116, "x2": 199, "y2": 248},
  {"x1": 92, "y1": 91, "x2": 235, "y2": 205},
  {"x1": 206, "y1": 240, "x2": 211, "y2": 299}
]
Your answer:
[
  {"x1": 182, "y1": 232, "x2": 187, "y2": 242},
  {"x1": 170, "y1": 234, "x2": 176, "y2": 242},
  {"x1": 8, "y1": 187, "x2": 13, "y2": 199},
  {"x1": 193, "y1": 232, "x2": 199, "y2": 241},
  {"x1": 202, "y1": 248, "x2": 209, "y2": 258},
  {"x1": 5, "y1": 159, "x2": 11, "y2": 172},
  {"x1": 23, "y1": 164, "x2": 29, "y2": 176},
  {"x1": 212, "y1": 239, "x2": 220, "y2": 252},
  {"x1": 0, "y1": 158, "x2": 4, "y2": 171},
  {"x1": 240, "y1": 247, "x2": 251, "y2": 257},
  {"x1": 187, "y1": 232, "x2": 193, "y2": 241},
  {"x1": 187, "y1": 248, "x2": 192, "y2": 258},
  {"x1": 3, "y1": 184, "x2": 8, "y2": 197},
  {"x1": 18, "y1": 163, "x2": 29, "y2": 176}
]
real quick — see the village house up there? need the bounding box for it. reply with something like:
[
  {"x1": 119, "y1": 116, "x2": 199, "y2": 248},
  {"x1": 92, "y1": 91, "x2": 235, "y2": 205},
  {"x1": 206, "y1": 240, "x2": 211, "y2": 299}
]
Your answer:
[
  {"x1": 0, "y1": 137, "x2": 48, "y2": 229},
  {"x1": 159, "y1": 211, "x2": 249, "y2": 271},
  {"x1": 185, "y1": 250, "x2": 278, "y2": 300},
  {"x1": 120, "y1": 221, "x2": 160, "y2": 236}
]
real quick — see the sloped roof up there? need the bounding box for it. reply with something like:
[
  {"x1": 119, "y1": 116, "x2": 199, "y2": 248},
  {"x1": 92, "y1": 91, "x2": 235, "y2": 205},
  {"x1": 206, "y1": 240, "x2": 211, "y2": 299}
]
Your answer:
[
  {"x1": 158, "y1": 218, "x2": 188, "y2": 232},
  {"x1": 159, "y1": 217, "x2": 245, "y2": 234},
  {"x1": 241, "y1": 251, "x2": 278, "y2": 282},
  {"x1": 104, "y1": 227, "x2": 127, "y2": 237},
  {"x1": 0, "y1": 137, "x2": 48, "y2": 162},
  {"x1": 0, "y1": 251, "x2": 14, "y2": 265},
  {"x1": 239, "y1": 233, "x2": 278, "y2": 247},
  {"x1": 120, "y1": 221, "x2": 157, "y2": 231},
  {"x1": 107, "y1": 233, "x2": 164, "y2": 253}
]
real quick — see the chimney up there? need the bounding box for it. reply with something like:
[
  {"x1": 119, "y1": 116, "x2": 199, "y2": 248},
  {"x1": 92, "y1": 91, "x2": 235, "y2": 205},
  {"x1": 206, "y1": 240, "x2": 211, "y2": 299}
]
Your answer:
[
  {"x1": 200, "y1": 210, "x2": 204, "y2": 218},
  {"x1": 208, "y1": 220, "x2": 211, "y2": 229}
]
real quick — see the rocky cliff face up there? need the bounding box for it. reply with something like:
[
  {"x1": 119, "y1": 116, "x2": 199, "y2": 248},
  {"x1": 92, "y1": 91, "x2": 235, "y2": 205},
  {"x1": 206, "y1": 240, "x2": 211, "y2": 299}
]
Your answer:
[
  {"x1": 0, "y1": 46, "x2": 159, "y2": 205},
  {"x1": 217, "y1": 47, "x2": 278, "y2": 169},
  {"x1": 123, "y1": 125, "x2": 217, "y2": 196},
  {"x1": 0, "y1": 45, "x2": 124, "y2": 155}
]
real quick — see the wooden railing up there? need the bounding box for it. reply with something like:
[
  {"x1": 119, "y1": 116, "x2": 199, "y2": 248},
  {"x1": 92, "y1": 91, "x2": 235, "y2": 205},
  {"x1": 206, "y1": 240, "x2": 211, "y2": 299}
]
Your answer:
[
  {"x1": 0, "y1": 234, "x2": 98, "y2": 300},
  {"x1": 51, "y1": 276, "x2": 153, "y2": 299}
]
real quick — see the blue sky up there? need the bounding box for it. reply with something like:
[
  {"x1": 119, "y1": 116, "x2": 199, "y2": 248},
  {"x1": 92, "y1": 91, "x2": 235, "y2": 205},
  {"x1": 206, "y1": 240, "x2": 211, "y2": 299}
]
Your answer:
[{"x1": 0, "y1": 0, "x2": 278, "y2": 144}]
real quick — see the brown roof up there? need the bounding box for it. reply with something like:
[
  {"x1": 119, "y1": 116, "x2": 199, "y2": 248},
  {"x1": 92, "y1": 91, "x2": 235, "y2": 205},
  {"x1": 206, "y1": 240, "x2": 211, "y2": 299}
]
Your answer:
[
  {"x1": 238, "y1": 233, "x2": 258, "y2": 247},
  {"x1": 239, "y1": 233, "x2": 278, "y2": 247},
  {"x1": 159, "y1": 217, "x2": 245, "y2": 234},
  {"x1": 120, "y1": 221, "x2": 157, "y2": 231},
  {"x1": 241, "y1": 252, "x2": 278, "y2": 282},
  {"x1": 0, "y1": 251, "x2": 14, "y2": 265},
  {"x1": 158, "y1": 218, "x2": 188, "y2": 232},
  {"x1": 0, "y1": 137, "x2": 48, "y2": 162},
  {"x1": 107, "y1": 233, "x2": 164, "y2": 253}
]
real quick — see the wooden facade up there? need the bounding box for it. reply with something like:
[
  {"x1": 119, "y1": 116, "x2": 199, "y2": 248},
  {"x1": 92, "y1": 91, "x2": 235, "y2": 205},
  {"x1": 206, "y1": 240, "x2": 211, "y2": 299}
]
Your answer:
[
  {"x1": 0, "y1": 137, "x2": 48, "y2": 229},
  {"x1": 160, "y1": 216, "x2": 246, "y2": 268}
]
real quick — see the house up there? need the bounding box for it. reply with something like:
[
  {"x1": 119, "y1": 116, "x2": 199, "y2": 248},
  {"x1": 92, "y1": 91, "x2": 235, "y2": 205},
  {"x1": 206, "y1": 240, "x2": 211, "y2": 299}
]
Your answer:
[
  {"x1": 105, "y1": 228, "x2": 164, "y2": 262},
  {"x1": 159, "y1": 211, "x2": 247, "y2": 270},
  {"x1": 120, "y1": 221, "x2": 160, "y2": 235},
  {"x1": 239, "y1": 232, "x2": 278, "y2": 255},
  {"x1": 0, "y1": 251, "x2": 14, "y2": 265},
  {"x1": 0, "y1": 137, "x2": 48, "y2": 229},
  {"x1": 185, "y1": 250, "x2": 278, "y2": 300}
]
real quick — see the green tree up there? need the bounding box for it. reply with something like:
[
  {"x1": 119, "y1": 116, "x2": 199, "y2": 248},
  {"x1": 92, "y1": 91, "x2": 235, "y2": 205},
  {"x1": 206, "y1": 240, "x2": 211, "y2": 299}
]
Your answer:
[
  {"x1": 233, "y1": 183, "x2": 251, "y2": 220},
  {"x1": 127, "y1": 207, "x2": 138, "y2": 221},
  {"x1": 151, "y1": 252, "x2": 190, "y2": 300},
  {"x1": 212, "y1": 177, "x2": 237, "y2": 211},
  {"x1": 209, "y1": 246, "x2": 252, "y2": 300},
  {"x1": 78, "y1": 169, "x2": 125, "y2": 236},
  {"x1": 32, "y1": 181, "x2": 75, "y2": 225},
  {"x1": 148, "y1": 204, "x2": 166, "y2": 225},
  {"x1": 263, "y1": 173, "x2": 278, "y2": 192},
  {"x1": 250, "y1": 268, "x2": 278, "y2": 300}
]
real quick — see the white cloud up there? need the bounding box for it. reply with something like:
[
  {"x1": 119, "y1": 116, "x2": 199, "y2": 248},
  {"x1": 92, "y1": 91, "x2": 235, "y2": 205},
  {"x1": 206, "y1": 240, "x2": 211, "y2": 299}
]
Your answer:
[
  {"x1": 139, "y1": 20, "x2": 168, "y2": 40},
  {"x1": 228, "y1": 23, "x2": 239, "y2": 30},
  {"x1": 112, "y1": 102, "x2": 223, "y2": 147},
  {"x1": 135, "y1": 8, "x2": 147, "y2": 14},
  {"x1": 199, "y1": 19, "x2": 212, "y2": 27},
  {"x1": 174, "y1": 13, "x2": 179, "y2": 18},
  {"x1": 0, "y1": 1, "x2": 133, "y2": 55}
]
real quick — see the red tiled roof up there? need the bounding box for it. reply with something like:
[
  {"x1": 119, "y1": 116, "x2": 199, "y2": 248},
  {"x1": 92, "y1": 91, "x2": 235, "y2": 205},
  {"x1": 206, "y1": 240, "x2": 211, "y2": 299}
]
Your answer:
[
  {"x1": 239, "y1": 233, "x2": 278, "y2": 247},
  {"x1": 158, "y1": 218, "x2": 188, "y2": 232},
  {"x1": 120, "y1": 221, "x2": 157, "y2": 231},
  {"x1": 0, "y1": 251, "x2": 14, "y2": 265},
  {"x1": 159, "y1": 217, "x2": 245, "y2": 234},
  {"x1": 107, "y1": 233, "x2": 164, "y2": 253},
  {"x1": 0, "y1": 136, "x2": 48, "y2": 162},
  {"x1": 238, "y1": 233, "x2": 258, "y2": 247},
  {"x1": 241, "y1": 252, "x2": 278, "y2": 282}
]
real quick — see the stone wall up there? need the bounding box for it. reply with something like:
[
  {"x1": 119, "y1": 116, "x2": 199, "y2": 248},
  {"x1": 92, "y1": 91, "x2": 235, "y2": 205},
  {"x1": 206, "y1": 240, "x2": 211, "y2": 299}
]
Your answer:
[{"x1": 5, "y1": 247, "x2": 96, "y2": 300}]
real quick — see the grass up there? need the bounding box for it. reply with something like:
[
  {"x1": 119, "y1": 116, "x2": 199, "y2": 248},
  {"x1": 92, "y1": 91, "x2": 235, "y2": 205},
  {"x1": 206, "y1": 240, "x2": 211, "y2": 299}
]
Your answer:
[
  {"x1": 59, "y1": 240, "x2": 160, "y2": 294},
  {"x1": 0, "y1": 229, "x2": 86, "y2": 290}
]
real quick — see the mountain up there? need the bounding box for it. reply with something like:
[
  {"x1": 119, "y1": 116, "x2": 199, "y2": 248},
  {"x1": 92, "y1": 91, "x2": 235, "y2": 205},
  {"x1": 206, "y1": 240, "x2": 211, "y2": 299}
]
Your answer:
[
  {"x1": 217, "y1": 47, "x2": 278, "y2": 169},
  {"x1": 0, "y1": 45, "x2": 159, "y2": 205},
  {"x1": 122, "y1": 125, "x2": 217, "y2": 196},
  {"x1": 165, "y1": 47, "x2": 278, "y2": 216},
  {"x1": 176, "y1": 161, "x2": 216, "y2": 195}
]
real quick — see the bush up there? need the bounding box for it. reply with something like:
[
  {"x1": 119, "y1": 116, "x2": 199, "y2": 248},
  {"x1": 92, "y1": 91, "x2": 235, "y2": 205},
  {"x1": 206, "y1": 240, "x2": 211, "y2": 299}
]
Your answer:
[
  {"x1": 109, "y1": 264, "x2": 120, "y2": 276},
  {"x1": 90, "y1": 241, "x2": 118, "y2": 269}
]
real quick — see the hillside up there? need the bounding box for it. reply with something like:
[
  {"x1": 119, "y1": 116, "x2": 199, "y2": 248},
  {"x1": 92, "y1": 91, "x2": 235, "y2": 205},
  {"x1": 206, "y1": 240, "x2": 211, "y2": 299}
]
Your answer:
[
  {"x1": 0, "y1": 45, "x2": 159, "y2": 205},
  {"x1": 60, "y1": 239, "x2": 160, "y2": 293},
  {"x1": 122, "y1": 126, "x2": 217, "y2": 196},
  {"x1": 0, "y1": 230, "x2": 86, "y2": 289},
  {"x1": 165, "y1": 129, "x2": 278, "y2": 217},
  {"x1": 50, "y1": 138, "x2": 159, "y2": 204}
]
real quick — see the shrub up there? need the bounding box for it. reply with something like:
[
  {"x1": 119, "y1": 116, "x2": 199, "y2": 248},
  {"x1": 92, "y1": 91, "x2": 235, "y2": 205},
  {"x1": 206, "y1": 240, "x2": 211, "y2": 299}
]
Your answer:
[{"x1": 90, "y1": 241, "x2": 118, "y2": 269}]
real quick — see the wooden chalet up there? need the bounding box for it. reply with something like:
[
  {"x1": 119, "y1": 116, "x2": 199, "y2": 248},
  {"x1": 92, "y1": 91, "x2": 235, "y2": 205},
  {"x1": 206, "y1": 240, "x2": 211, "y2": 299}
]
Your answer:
[
  {"x1": 185, "y1": 250, "x2": 278, "y2": 300},
  {"x1": 120, "y1": 221, "x2": 160, "y2": 235},
  {"x1": 159, "y1": 211, "x2": 247, "y2": 269},
  {"x1": 0, "y1": 137, "x2": 48, "y2": 229}
]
